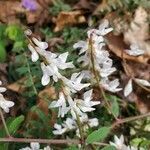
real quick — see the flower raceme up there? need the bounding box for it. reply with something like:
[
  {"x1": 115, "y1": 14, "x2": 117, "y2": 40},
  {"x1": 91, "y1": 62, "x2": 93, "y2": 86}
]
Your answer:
[
  {"x1": 53, "y1": 113, "x2": 99, "y2": 136},
  {"x1": 26, "y1": 34, "x2": 74, "y2": 86},
  {"x1": 25, "y1": 21, "x2": 120, "y2": 137},
  {"x1": 0, "y1": 81, "x2": 14, "y2": 113},
  {"x1": 73, "y1": 19, "x2": 122, "y2": 93}
]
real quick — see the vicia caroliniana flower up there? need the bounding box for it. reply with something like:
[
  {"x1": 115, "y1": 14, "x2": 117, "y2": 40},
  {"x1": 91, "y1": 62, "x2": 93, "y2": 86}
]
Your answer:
[
  {"x1": 73, "y1": 19, "x2": 122, "y2": 93},
  {"x1": 125, "y1": 44, "x2": 144, "y2": 56},
  {"x1": 20, "y1": 142, "x2": 51, "y2": 150},
  {"x1": 110, "y1": 135, "x2": 138, "y2": 150},
  {"x1": 0, "y1": 81, "x2": 14, "y2": 113}
]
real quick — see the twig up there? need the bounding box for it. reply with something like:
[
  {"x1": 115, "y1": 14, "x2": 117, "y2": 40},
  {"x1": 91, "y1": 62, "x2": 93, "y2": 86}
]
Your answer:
[
  {"x1": 0, "y1": 138, "x2": 79, "y2": 144},
  {"x1": 112, "y1": 112, "x2": 150, "y2": 128}
]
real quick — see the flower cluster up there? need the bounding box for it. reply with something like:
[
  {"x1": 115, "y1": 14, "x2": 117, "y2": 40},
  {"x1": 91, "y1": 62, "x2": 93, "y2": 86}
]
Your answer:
[
  {"x1": 0, "y1": 81, "x2": 14, "y2": 113},
  {"x1": 73, "y1": 20, "x2": 122, "y2": 93},
  {"x1": 110, "y1": 135, "x2": 139, "y2": 150},
  {"x1": 20, "y1": 142, "x2": 51, "y2": 150},
  {"x1": 53, "y1": 113, "x2": 98, "y2": 136},
  {"x1": 26, "y1": 29, "x2": 101, "y2": 136}
]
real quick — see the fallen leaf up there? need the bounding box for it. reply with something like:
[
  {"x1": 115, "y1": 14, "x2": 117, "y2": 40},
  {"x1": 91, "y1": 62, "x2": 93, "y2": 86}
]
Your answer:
[
  {"x1": 124, "y1": 7, "x2": 150, "y2": 56},
  {"x1": 38, "y1": 86, "x2": 56, "y2": 100},
  {"x1": 54, "y1": 10, "x2": 86, "y2": 32},
  {"x1": 7, "y1": 77, "x2": 26, "y2": 93},
  {"x1": 106, "y1": 33, "x2": 149, "y2": 64}
]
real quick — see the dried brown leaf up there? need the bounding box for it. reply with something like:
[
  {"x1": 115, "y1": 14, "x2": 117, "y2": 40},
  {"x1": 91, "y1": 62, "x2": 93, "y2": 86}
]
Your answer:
[{"x1": 54, "y1": 10, "x2": 86, "y2": 32}]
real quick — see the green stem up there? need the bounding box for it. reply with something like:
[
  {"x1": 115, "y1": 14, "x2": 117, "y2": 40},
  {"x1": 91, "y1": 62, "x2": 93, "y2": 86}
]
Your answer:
[
  {"x1": 0, "y1": 109, "x2": 11, "y2": 137},
  {"x1": 24, "y1": 53, "x2": 38, "y2": 96},
  {"x1": 75, "y1": 111, "x2": 85, "y2": 149}
]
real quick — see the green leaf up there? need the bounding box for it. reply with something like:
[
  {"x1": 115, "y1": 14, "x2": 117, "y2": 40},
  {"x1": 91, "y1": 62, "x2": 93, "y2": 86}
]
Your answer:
[
  {"x1": 86, "y1": 127, "x2": 111, "y2": 144},
  {"x1": 13, "y1": 41, "x2": 24, "y2": 52},
  {"x1": 101, "y1": 145, "x2": 116, "y2": 150},
  {"x1": 0, "y1": 116, "x2": 24, "y2": 150},
  {"x1": 8, "y1": 115, "x2": 24, "y2": 135},
  {"x1": 0, "y1": 42, "x2": 6, "y2": 62},
  {"x1": 111, "y1": 96, "x2": 119, "y2": 118},
  {"x1": 5, "y1": 25, "x2": 24, "y2": 41}
]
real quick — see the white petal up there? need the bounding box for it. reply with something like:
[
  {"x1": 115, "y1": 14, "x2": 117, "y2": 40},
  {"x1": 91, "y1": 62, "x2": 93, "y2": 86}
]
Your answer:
[
  {"x1": 124, "y1": 79, "x2": 133, "y2": 97},
  {"x1": 32, "y1": 37, "x2": 48, "y2": 50},
  {"x1": 28, "y1": 44, "x2": 39, "y2": 62},
  {"x1": 135, "y1": 78, "x2": 150, "y2": 87},
  {"x1": 0, "y1": 87, "x2": 6, "y2": 93},
  {"x1": 24, "y1": 29, "x2": 32, "y2": 36},
  {"x1": 83, "y1": 89, "x2": 93, "y2": 102},
  {"x1": 41, "y1": 74, "x2": 50, "y2": 86},
  {"x1": 30, "y1": 142, "x2": 40, "y2": 149},
  {"x1": 58, "y1": 52, "x2": 68, "y2": 62}
]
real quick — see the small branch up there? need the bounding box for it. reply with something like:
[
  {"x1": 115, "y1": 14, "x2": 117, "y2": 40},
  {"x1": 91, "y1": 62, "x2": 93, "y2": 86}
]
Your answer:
[
  {"x1": 0, "y1": 109, "x2": 11, "y2": 137},
  {"x1": 112, "y1": 112, "x2": 150, "y2": 128},
  {"x1": 0, "y1": 137, "x2": 79, "y2": 144},
  {"x1": 0, "y1": 137, "x2": 109, "y2": 146}
]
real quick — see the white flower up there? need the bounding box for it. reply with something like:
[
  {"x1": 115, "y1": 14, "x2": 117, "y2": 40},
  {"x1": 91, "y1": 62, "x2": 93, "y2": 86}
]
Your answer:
[
  {"x1": 110, "y1": 135, "x2": 138, "y2": 150},
  {"x1": 19, "y1": 142, "x2": 51, "y2": 150},
  {"x1": 24, "y1": 29, "x2": 32, "y2": 36},
  {"x1": 40, "y1": 52, "x2": 74, "y2": 86},
  {"x1": 20, "y1": 142, "x2": 40, "y2": 150},
  {"x1": 0, "y1": 81, "x2": 14, "y2": 113},
  {"x1": 0, "y1": 94, "x2": 14, "y2": 113},
  {"x1": 124, "y1": 79, "x2": 133, "y2": 97},
  {"x1": 55, "y1": 52, "x2": 74, "y2": 70},
  {"x1": 74, "y1": 89, "x2": 100, "y2": 112},
  {"x1": 43, "y1": 146, "x2": 51, "y2": 150},
  {"x1": 41, "y1": 63, "x2": 62, "y2": 85},
  {"x1": 62, "y1": 72, "x2": 90, "y2": 93},
  {"x1": 100, "y1": 78, "x2": 122, "y2": 93},
  {"x1": 134, "y1": 78, "x2": 150, "y2": 87},
  {"x1": 98, "y1": 19, "x2": 113, "y2": 36},
  {"x1": 0, "y1": 81, "x2": 6, "y2": 93},
  {"x1": 53, "y1": 123, "x2": 67, "y2": 135},
  {"x1": 62, "y1": 117, "x2": 76, "y2": 130},
  {"x1": 28, "y1": 44, "x2": 39, "y2": 62},
  {"x1": 87, "y1": 19, "x2": 113, "y2": 37},
  {"x1": 110, "y1": 135, "x2": 128, "y2": 150},
  {"x1": 67, "y1": 95, "x2": 83, "y2": 119},
  {"x1": 125, "y1": 44, "x2": 144, "y2": 56},
  {"x1": 88, "y1": 118, "x2": 99, "y2": 127},
  {"x1": 32, "y1": 37, "x2": 48, "y2": 50},
  {"x1": 98, "y1": 59, "x2": 116, "y2": 77},
  {"x1": 49, "y1": 92, "x2": 69, "y2": 118},
  {"x1": 73, "y1": 40, "x2": 88, "y2": 54},
  {"x1": 67, "y1": 90, "x2": 100, "y2": 119},
  {"x1": 123, "y1": 78, "x2": 150, "y2": 97}
]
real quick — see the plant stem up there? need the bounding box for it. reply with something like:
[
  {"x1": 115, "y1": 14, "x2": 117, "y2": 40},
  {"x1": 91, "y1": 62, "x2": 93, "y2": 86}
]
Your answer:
[
  {"x1": 0, "y1": 137, "x2": 79, "y2": 144},
  {"x1": 112, "y1": 112, "x2": 150, "y2": 128},
  {"x1": 24, "y1": 53, "x2": 38, "y2": 96},
  {"x1": 0, "y1": 137, "x2": 109, "y2": 146},
  {"x1": 0, "y1": 109, "x2": 11, "y2": 137},
  {"x1": 89, "y1": 37, "x2": 118, "y2": 120},
  {"x1": 75, "y1": 111, "x2": 86, "y2": 149}
]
